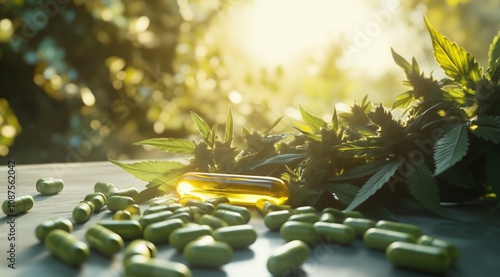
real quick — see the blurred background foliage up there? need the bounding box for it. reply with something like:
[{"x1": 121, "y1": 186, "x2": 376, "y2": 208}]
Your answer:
[{"x1": 0, "y1": 0, "x2": 499, "y2": 164}]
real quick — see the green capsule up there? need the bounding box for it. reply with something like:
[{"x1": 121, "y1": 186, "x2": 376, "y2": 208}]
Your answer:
[
  {"x1": 313, "y1": 222, "x2": 355, "y2": 245},
  {"x1": 168, "y1": 212, "x2": 192, "y2": 223},
  {"x1": 288, "y1": 213, "x2": 320, "y2": 224},
  {"x1": 164, "y1": 203, "x2": 183, "y2": 212},
  {"x1": 255, "y1": 198, "x2": 275, "y2": 215},
  {"x1": 72, "y1": 201, "x2": 94, "y2": 223},
  {"x1": 363, "y1": 228, "x2": 417, "y2": 251},
  {"x1": 85, "y1": 225, "x2": 124, "y2": 256},
  {"x1": 280, "y1": 221, "x2": 317, "y2": 246},
  {"x1": 184, "y1": 200, "x2": 215, "y2": 214},
  {"x1": 386, "y1": 242, "x2": 451, "y2": 274},
  {"x1": 113, "y1": 210, "x2": 132, "y2": 220},
  {"x1": 343, "y1": 218, "x2": 376, "y2": 237},
  {"x1": 124, "y1": 239, "x2": 157, "y2": 262},
  {"x1": 169, "y1": 225, "x2": 213, "y2": 251},
  {"x1": 318, "y1": 213, "x2": 335, "y2": 223},
  {"x1": 2, "y1": 195, "x2": 34, "y2": 215},
  {"x1": 150, "y1": 198, "x2": 178, "y2": 207},
  {"x1": 264, "y1": 210, "x2": 292, "y2": 231},
  {"x1": 178, "y1": 196, "x2": 202, "y2": 206},
  {"x1": 36, "y1": 178, "x2": 64, "y2": 195},
  {"x1": 197, "y1": 214, "x2": 228, "y2": 230},
  {"x1": 215, "y1": 204, "x2": 251, "y2": 223},
  {"x1": 35, "y1": 217, "x2": 73, "y2": 242},
  {"x1": 417, "y1": 235, "x2": 459, "y2": 262},
  {"x1": 322, "y1": 208, "x2": 344, "y2": 223},
  {"x1": 204, "y1": 196, "x2": 230, "y2": 206},
  {"x1": 125, "y1": 256, "x2": 192, "y2": 277},
  {"x1": 342, "y1": 210, "x2": 364, "y2": 219},
  {"x1": 84, "y1": 192, "x2": 106, "y2": 212},
  {"x1": 212, "y1": 209, "x2": 246, "y2": 226},
  {"x1": 293, "y1": 206, "x2": 317, "y2": 215},
  {"x1": 44, "y1": 229, "x2": 89, "y2": 267},
  {"x1": 143, "y1": 218, "x2": 185, "y2": 244},
  {"x1": 143, "y1": 205, "x2": 169, "y2": 216},
  {"x1": 267, "y1": 240, "x2": 310, "y2": 276},
  {"x1": 94, "y1": 181, "x2": 115, "y2": 196},
  {"x1": 213, "y1": 224, "x2": 257, "y2": 249},
  {"x1": 125, "y1": 204, "x2": 141, "y2": 216},
  {"x1": 110, "y1": 187, "x2": 139, "y2": 198},
  {"x1": 97, "y1": 220, "x2": 143, "y2": 240},
  {"x1": 375, "y1": 220, "x2": 422, "y2": 238},
  {"x1": 184, "y1": 236, "x2": 233, "y2": 268},
  {"x1": 106, "y1": 195, "x2": 134, "y2": 212},
  {"x1": 174, "y1": 206, "x2": 205, "y2": 221},
  {"x1": 139, "y1": 210, "x2": 173, "y2": 229}
]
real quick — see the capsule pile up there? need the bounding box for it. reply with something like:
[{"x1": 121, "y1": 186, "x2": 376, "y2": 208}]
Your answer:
[{"x1": 4, "y1": 177, "x2": 459, "y2": 276}]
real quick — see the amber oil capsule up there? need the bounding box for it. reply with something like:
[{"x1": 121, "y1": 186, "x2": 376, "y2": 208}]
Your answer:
[{"x1": 175, "y1": 172, "x2": 289, "y2": 206}]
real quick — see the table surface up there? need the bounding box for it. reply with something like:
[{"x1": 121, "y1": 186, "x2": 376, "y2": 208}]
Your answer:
[{"x1": 0, "y1": 161, "x2": 499, "y2": 277}]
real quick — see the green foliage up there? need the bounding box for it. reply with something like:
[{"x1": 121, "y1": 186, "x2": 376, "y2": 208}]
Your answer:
[{"x1": 112, "y1": 18, "x2": 500, "y2": 217}]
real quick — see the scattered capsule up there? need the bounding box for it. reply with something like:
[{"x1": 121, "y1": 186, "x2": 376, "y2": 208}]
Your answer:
[
  {"x1": 343, "y1": 218, "x2": 376, "y2": 237},
  {"x1": 280, "y1": 221, "x2": 317, "y2": 246},
  {"x1": 113, "y1": 210, "x2": 132, "y2": 220},
  {"x1": 322, "y1": 208, "x2": 344, "y2": 223},
  {"x1": 94, "y1": 181, "x2": 116, "y2": 197},
  {"x1": 139, "y1": 210, "x2": 173, "y2": 228},
  {"x1": 85, "y1": 225, "x2": 124, "y2": 256},
  {"x1": 184, "y1": 200, "x2": 215, "y2": 214},
  {"x1": 342, "y1": 210, "x2": 364, "y2": 219},
  {"x1": 313, "y1": 222, "x2": 355, "y2": 245},
  {"x1": 363, "y1": 228, "x2": 417, "y2": 251},
  {"x1": 169, "y1": 225, "x2": 213, "y2": 251},
  {"x1": 197, "y1": 214, "x2": 228, "y2": 230},
  {"x1": 204, "y1": 196, "x2": 230, "y2": 206},
  {"x1": 175, "y1": 172, "x2": 289, "y2": 205},
  {"x1": 106, "y1": 195, "x2": 134, "y2": 212},
  {"x1": 375, "y1": 220, "x2": 422, "y2": 238},
  {"x1": 183, "y1": 235, "x2": 233, "y2": 268},
  {"x1": 72, "y1": 201, "x2": 94, "y2": 223},
  {"x1": 143, "y1": 205, "x2": 169, "y2": 216},
  {"x1": 35, "y1": 217, "x2": 73, "y2": 242},
  {"x1": 125, "y1": 255, "x2": 192, "y2": 277},
  {"x1": 267, "y1": 240, "x2": 310, "y2": 276},
  {"x1": 124, "y1": 239, "x2": 157, "y2": 262},
  {"x1": 293, "y1": 206, "x2": 317, "y2": 215},
  {"x1": 386, "y1": 242, "x2": 451, "y2": 274},
  {"x1": 2, "y1": 195, "x2": 34, "y2": 215},
  {"x1": 215, "y1": 204, "x2": 251, "y2": 223},
  {"x1": 110, "y1": 187, "x2": 139, "y2": 198},
  {"x1": 44, "y1": 229, "x2": 89, "y2": 267},
  {"x1": 178, "y1": 196, "x2": 202, "y2": 206},
  {"x1": 318, "y1": 213, "x2": 335, "y2": 223},
  {"x1": 212, "y1": 209, "x2": 246, "y2": 226},
  {"x1": 256, "y1": 198, "x2": 276, "y2": 215},
  {"x1": 36, "y1": 178, "x2": 64, "y2": 195},
  {"x1": 213, "y1": 225, "x2": 257, "y2": 249},
  {"x1": 97, "y1": 220, "x2": 143, "y2": 240},
  {"x1": 174, "y1": 206, "x2": 205, "y2": 221},
  {"x1": 264, "y1": 210, "x2": 292, "y2": 231},
  {"x1": 288, "y1": 213, "x2": 320, "y2": 224},
  {"x1": 150, "y1": 198, "x2": 178, "y2": 206},
  {"x1": 417, "y1": 235, "x2": 459, "y2": 262},
  {"x1": 84, "y1": 192, "x2": 106, "y2": 212},
  {"x1": 168, "y1": 212, "x2": 192, "y2": 224},
  {"x1": 163, "y1": 203, "x2": 183, "y2": 212},
  {"x1": 125, "y1": 204, "x2": 141, "y2": 216},
  {"x1": 143, "y1": 218, "x2": 185, "y2": 244}
]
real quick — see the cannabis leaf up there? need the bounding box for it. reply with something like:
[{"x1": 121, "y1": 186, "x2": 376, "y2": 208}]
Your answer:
[
  {"x1": 110, "y1": 160, "x2": 186, "y2": 183},
  {"x1": 300, "y1": 105, "x2": 327, "y2": 133},
  {"x1": 224, "y1": 109, "x2": 234, "y2": 144},
  {"x1": 346, "y1": 160, "x2": 402, "y2": 210},
  {"x1": 488, "y1": 30, "x2": 500, "y2": 73},
  {"x1": 191, "y1": 111, "x2": 212, "y2": 145},
  {"x1": 250, "y1": 153, "x2": 305, "y2": 170},
  {"x1": 425, "y1": 17, "x2": 482, "y2": 90},
  {"x1": 326, "y1": 183, "x2": 359, "y2": 205},
  {"x1": 406, "y1": 162, "x2": 448, "y2": 217},
  {"x1": 391, "y1": 48, "x2": 412, "y2": 73},
  {"x1": 468, "y1": 116, "x2": 500, "y2": 143},
  {"x1": 331, "y1": 159, "x2": 390, "y2": 181},
  {"x1": 134, "y1": 138, "x2": 196, "y2": 154},
  {"x1": 433, "y1": 124, "x2": 469, "y2": 176}
]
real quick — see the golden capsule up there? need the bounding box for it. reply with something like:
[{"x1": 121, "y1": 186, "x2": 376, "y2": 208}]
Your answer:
[
  {"x1": 35, "y1": 217, "x2": 73, "y2": 242},
  {"x1": 113, "y1": 210, "x2": 132, "y2": 220},
  {"x1": 125, "y1": 204, "x2": 141, "y2": 216},
  {"x1": 2, "y1": 195, "x2": 34, "y2": 215},
  {"x1": 175, "y1": 172, "x2": 289, "y2": 206},
  {"x1": 45, "y1": 229, "x2": 89, "y2": 267},
  {"x1": 36, "y1": 178, "x2": 64, "y2": 195},
  {"x1": 85, "y1": 225, "x2": 124, "y2": 256}
]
